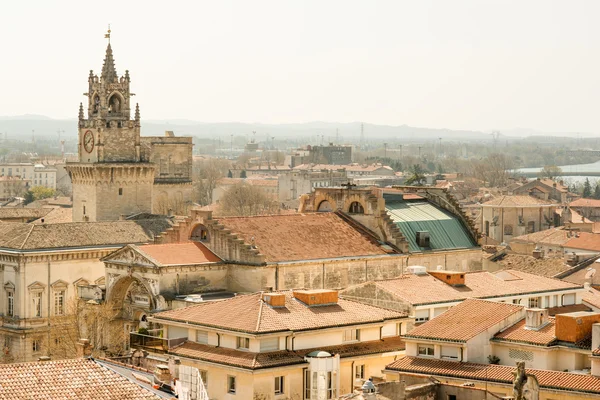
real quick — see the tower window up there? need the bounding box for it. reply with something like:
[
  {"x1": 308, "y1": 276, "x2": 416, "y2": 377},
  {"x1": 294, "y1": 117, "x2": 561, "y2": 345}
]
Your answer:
[
  {"x1": 119, "y1": 188, "x2": 123, "y2": 196},
  {"x1": 83, "y1": 206, "x2": 86, "y2": 215}
]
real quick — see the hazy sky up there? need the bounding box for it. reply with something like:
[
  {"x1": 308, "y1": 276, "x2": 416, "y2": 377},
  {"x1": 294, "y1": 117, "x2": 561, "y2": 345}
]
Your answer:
[{"x1": 1, "y1": 0, "x2": 599, "y2": 132}]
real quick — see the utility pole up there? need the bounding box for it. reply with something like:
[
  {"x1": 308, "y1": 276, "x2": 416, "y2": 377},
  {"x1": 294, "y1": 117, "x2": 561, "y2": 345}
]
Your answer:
[
  {"x1": 399, "y1": 144, "x2": 403, "y2": 159},
  {"x1": 384, "y1": 142, "x2": 388, "y2": 159},
  {"x1": 230, "y1": 134, "x2": 233, "y2": 159},
  {"x1": 418, "y1": 146, "x2": 422, "y2": 158},
  {"x1": 438, "y1": 137, "x2": 442, "y2": 158},
  {"x1": 360, "y1": 123, "x2": 364, "y2": 149}
]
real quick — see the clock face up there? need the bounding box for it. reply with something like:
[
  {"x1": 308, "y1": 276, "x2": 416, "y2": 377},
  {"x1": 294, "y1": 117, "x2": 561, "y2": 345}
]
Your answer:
[{"x1": 83, "y1": 130, "x2": 94, "y2": 153}]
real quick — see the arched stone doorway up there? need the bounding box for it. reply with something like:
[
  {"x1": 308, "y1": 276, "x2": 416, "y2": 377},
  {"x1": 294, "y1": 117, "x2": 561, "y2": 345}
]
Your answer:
[{"x1": 190, "y1": 224, "x2": 210, "y2": 242}]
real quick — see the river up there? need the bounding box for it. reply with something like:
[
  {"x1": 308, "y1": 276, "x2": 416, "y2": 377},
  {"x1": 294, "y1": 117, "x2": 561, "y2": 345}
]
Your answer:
[{"x1": 518, "y1": 160, "x2": 600, "y2": 185}]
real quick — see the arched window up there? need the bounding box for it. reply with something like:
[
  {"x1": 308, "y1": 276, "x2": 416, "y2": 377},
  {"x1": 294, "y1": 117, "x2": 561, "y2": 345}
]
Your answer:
[
  {"x1": 504, "y1": 224, "x2": 513, "y2": 236},
  {"x1": 191, "y1": 224, "x2": 210, "y2": 242},
  {"x1": 317, "y1": 200, "x2": 333, "y2": 212},
  {"x1": 348, "y1": 201, "x2": 364, "y2": 214}
]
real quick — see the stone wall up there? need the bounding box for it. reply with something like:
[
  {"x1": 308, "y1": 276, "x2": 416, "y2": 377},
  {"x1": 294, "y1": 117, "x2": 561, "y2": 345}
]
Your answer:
[
  {"x1": 152, "y1": 182, "x2": 193, "y2": 216},
  {"x1": 102, "y1": 125, "x2": 140, "y2": 162}
]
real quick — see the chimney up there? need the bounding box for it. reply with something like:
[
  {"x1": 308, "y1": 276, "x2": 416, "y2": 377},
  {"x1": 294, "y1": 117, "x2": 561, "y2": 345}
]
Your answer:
[
  {"x1": 119, "y1": 214, "x2": 126, "y2": 221},
  {"x1": 38, "y1": 356, "x2": 51, "y2": 362},
  {"x1": 555, "y1": 312, "x2": 600, "y2": 343},
  {"x1": 428, "y1": 271, "x2": 466, "y2": 287},
  {"x1": 76, "y1": 338, "x2": 93, "y2": 358},
  {"x1": 262, "y1": 292, "x2": 286, "y2": 308},
  {"x1": 293, "y1": 289, "x2": 338, "y2": 306},
  {"x1": 525, "y1": 308, "x2": 549, "y2": 330}
]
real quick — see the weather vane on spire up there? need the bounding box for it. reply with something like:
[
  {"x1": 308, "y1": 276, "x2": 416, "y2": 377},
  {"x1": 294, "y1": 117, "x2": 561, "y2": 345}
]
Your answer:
[{"x1": 104, "y1": 24, "x2": 111, "y2": 43}]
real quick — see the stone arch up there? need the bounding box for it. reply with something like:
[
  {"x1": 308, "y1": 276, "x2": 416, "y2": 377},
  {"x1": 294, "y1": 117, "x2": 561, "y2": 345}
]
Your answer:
[
  {"x1": 342, "y1": 195, "x2": 368, "y2": 215},
  {"x1": 106, "y1": 274, "x2": 156, "y2": 311},
  {"x1": 107, "y1": 91, "x2": 124, "y2": 114},
  {"x1": 91, "y1": 92, "x2": 100, "y2": 114},
  {"x1": 190, "y1": 223, "x2": 210, "y2": 242},
  {"x1": 313, "y1": 193, "x2": 337, "y2": 212}
]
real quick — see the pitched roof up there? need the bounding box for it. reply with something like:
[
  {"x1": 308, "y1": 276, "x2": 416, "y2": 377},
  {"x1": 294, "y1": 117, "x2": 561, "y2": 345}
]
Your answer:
[
  {"x1": 0, "y1": 358, "x2": 162, "y2": 400},
  {"x1": 385, "y1": 199, "x2": 476, "y2": 252},
  {"x1": 136, "y1": 242, "x2": 221, "y2": 265},
  {"x1": 404, "y1": 299, "x2": 523, "y2": 342},
  {"x1": 565, "y1": 233, "x2": 600, "y2": 252},
  {"x1": 481, "y1": 195, "x2": 557, "y2": 207},
  {"x1": 493, "y1": 318, "x2": 556, "y2": 346},
  {"x1": 510, "y1": 227, "x2": 570, "y2": 246},
  {"x1": 386, "y1": 356, "x2": 600, "y2": 395},
  {"x1": 170, "y1": 337, "x2": 405, "y2": 370},
  {"x1": 32, "y1": 207, "x2": 73, "y2": 224},
  {"x1": 556, "y1": 207, "x2": 592, "y2": 224},
  {"x1": 583, "y1": 288, "x2": 600, "y2": 310},
  {"x1": 359, "y1": 270, "x2": 581, "y2": 306},
  {"x1": 215, "y1": 213, "x2": 388, "y2": 262},
  {"x1": 0, "y1": 219, "x2": 173, "y2": 250},
  {"x1": 492, "y1": 254, "x2": 571, "y2": 277},
  {"x1": 0, "y1": 207, "x2": 52, "y2": 221},
  {"x1": 570, "y1": 198, "x2": 600, "y2": 208},
  {"x1": 153, "y1": 291, "x2": 406, "y2": 334}
]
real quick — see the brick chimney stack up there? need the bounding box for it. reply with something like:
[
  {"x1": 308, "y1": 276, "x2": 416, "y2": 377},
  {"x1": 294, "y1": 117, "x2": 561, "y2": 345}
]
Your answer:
[{"x1": 76, "y1": 338, "x2": 93, "y2": 358}]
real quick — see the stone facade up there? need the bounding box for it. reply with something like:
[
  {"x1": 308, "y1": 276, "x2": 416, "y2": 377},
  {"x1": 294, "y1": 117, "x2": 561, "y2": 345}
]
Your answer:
[{"x1": 66, "y1": 41, "x2": 193, "y2": 221}]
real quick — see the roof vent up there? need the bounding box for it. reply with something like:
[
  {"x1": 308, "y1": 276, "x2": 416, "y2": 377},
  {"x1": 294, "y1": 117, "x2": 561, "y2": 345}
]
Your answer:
[
  {"x1": 525, "y1": 308, "x2": 549, "y2": 330},
  {"x1": 262, "y1": 293, "x2": 286, "y2": 308},
  {"x1": 407, "y1": 266, "x2": 428, "y2": 275},
  {"x1": 416, "y1": 231, "x2": 430, "y2": 248},
  {"x1": 428, "y1": 270, "x2": 466, "y2": 286},
  {"x1": 293, "y1": 289, "x2": 338, "y2": 306}
]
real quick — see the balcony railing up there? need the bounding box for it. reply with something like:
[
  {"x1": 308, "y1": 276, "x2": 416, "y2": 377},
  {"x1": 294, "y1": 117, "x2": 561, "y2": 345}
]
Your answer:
[{"x1": 129, "y1": 329, "x2": 187, "y2": 353}]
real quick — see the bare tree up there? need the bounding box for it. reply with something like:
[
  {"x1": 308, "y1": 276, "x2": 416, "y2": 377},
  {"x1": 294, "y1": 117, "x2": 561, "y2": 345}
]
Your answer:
[
  {"x1": 193, "y1": 158, "x2": 232, "y2": 206},
  {"x1": 467, "y1": 153, "x2": 515, "y2": 188},
  {"x1": 220, "y1": 182, "x2": 278, "y2": 216},
  {"x1": 47, "y1": 298, "x2": 126, "y2": 360}
]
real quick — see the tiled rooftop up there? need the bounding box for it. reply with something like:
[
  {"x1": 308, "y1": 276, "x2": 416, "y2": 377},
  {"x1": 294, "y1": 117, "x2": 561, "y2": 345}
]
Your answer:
[
  {"x1": 481, "y1": 195, "x2": 557, "y2": 207},
  {"x1": 359, "y1": 270, "x2": 581, "y2": 306},
  {"x1": 0, "y1": 207, "x2": 51, "y2": 220},
  {"x1": 510, "y1": 227, "x2": 571, "y2": 246},
  {"x1": 0, "y1": 358, "x2": 163, "y2": 400},
  {"x1": 136, "y1": 242, "x2": 221, "y2": 265},
  {"x1": 492, "y1": 318, "x2": 556, "y2": 346},
  {"x1": 404, "y1": 299, "x2": 523, "y2": 342},
  {"x1": 0, "y1": 218, "x2": 173, "y2": 250},
  {"x1": 565, "y1": 233, "x2": 600, "y2": 252},
  {"x1": 491, "y1": 254, "x2": 571, "y2": 277},
  {"x1": 170, "y1": 337, "x2": 405, "y2": 370},
  {"x1": 386, "y1": 356, "x2": 600, "y2": 395},
  {"x1": 570, "y1": 198, "x2": 600, "y2": 208},
  {"x1": 216, "y1": 213, "x2": 389, "y2": 262},
  {"x1": 153, "y1": 291, "x2": 406, "y2": 334}
]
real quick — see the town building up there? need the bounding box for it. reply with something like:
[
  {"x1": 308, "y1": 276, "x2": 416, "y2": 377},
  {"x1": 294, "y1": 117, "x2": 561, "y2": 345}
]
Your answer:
[
  {"x1": 0, "y1": 216, "x2": 175, "y2": 362},
  {"x1": 513, "y1": 178, "x2": 573, "y2": 203},
  {"x1": 0, "y1": 176, "x2": 29, "y2": 200},
  {"x1": 278, "y1": 170, "x2": 348, "y2": 202},
  {"x1": 480, "y1": 195, "x2": 559, "y2": 243},
  {"x1": 134, "y1": 289, "x2": 408, "y2": 399},
  {"x1": 308, "y1": 144, "x2": 353, "y2": 164},
  {"x1": 341, "y1": 269, "x2": 584, "y2": 327},
  {"x1": 65, "y1": 41, "x2": 193, "y2": 222},
  {"x1": 401, "y1": 298, "x2": 600, "y2": 372},
  {"x1": 570, "y1": 198, "x2": 600, "y2": 222},
  {"x1": 385, "y1": 357, "x2": 600, "y2": 400},
  {"x1": 0, "y1": 163, "x2": 56, "y2": 190}
]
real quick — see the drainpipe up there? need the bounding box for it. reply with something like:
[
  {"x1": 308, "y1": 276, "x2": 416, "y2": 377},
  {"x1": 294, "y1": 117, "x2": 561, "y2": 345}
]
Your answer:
[
  {"x1": 47, "y1": 259, "x2": 51, "y2": 357},
  {"x1": 216, "y1": 333, "x2": 220, "y2": 348},
  {"x1": 379, "y1": 326, "x2": 383, "y2": 340},
  {"x1": 291, "y1": 336, "x2": 296, "y2": 351},
  {"x1": 351, "y1": 360, "x2": 355, "y2": 390},
  {"x1": 322, "y1": 263, "x2": 325, "y2": 289}
]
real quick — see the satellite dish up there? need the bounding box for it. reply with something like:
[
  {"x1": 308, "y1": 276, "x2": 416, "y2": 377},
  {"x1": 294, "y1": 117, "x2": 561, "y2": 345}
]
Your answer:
[{"x1": 585, "y1": 268, "x2": 597, "y2": 280}]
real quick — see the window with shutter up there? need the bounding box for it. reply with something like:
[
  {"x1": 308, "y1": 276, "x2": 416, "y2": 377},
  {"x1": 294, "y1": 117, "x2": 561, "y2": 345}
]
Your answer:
[{"x1": 260, "y1": 337, "x2": 279, "y2": 352}]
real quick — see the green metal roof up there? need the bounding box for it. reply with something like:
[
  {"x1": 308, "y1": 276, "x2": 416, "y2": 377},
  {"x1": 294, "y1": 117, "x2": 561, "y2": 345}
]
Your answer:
[{"x1": 386, "y1": 199, "x2": 476, "y2": 252}]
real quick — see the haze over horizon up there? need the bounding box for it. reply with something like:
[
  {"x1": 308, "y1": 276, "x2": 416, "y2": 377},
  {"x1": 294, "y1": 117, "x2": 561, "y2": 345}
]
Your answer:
[{"x1": 1, "y1": 0, "x2": 599, "y2": 134}]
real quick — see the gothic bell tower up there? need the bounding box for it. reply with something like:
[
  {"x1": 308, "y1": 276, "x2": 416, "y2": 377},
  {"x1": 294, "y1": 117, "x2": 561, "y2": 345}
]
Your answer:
[{"x1": 66, "y1": 30, "x2": 155, "y2": 222}]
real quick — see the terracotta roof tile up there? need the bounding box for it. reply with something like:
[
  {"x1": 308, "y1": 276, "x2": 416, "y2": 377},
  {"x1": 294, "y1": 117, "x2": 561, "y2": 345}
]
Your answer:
[
  {"x1": 215, "y1": 213, "x2": 388, "y2": 262},
  {"x1": 386, "y1": 356, "x2": 600, "y2": 394},
  {"x1": 571, "y1": 198, "x2": 600, "y2": 208},
  {"x1": 583, "y1": 288, "x2": 600, "y2": 310},
  {"x1": 363, "y1": 270, "x2": 581, "y2": 306},
  {"x1": 482, "y1": 195, "x2": 557, "y2": 207},
  {"x1": 170, "y1": 337, "x2": 405, "y2": 370},
  {"x1": 565, "y1": 233, "x2": 600, "y2": 252},
  {"x1": 510, "y1": 227, "x2": 570, "y2": 246},
  {"x1": 0, "y1": 358, "x2": 162, "y2": 399},
  {"x1": 136, "y1": 242, "x2": 221, "y2": 265},
  {"x1": 0, "y1": 207, "x2": 51, "y2": 220},
  {"x1": 493, "y1": 318, "x2": 556, "y2": 346},
  {"x1": 0, "y1": 219, "x2": 173, "y2": 250},
  {"x1": 153, "y1": 291, "x2": 406, "y2": 334},
  {"x1": 493, "y1": 254, "x2": 571, "y2": 277},
  {"x1": 405, "y1": 299, "x2": 523, "y2": 342}
]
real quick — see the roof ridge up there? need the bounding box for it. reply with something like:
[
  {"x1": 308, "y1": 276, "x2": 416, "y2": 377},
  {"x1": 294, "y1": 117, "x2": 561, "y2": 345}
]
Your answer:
[
  {"x1": 255, "y1": 296, "x2": 264, "y2": 332},
  {"x1": 19, "y1": 224, "x2": 36, "y2": 250}
]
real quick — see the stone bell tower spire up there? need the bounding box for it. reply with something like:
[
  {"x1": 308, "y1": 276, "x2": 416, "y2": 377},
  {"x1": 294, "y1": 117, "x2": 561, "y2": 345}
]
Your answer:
[{"x1": 101, "y1": 26, "x2": 118, "y2": 83}]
